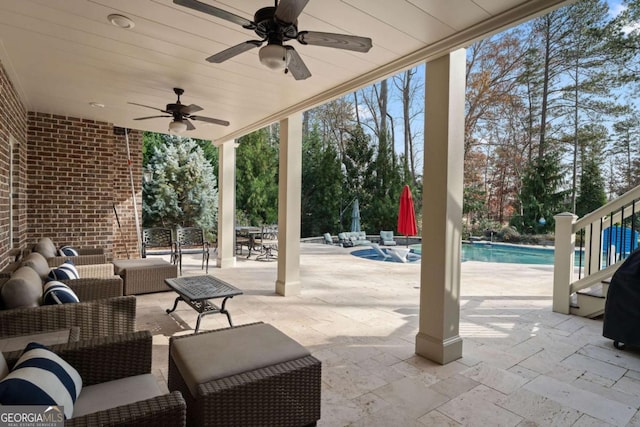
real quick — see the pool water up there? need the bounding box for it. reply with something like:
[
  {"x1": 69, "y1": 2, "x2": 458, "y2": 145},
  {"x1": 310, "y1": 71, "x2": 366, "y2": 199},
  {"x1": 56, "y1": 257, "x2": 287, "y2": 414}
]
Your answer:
[{"x1": 411, "y1": 242, "x2": 582, "y2": 265}]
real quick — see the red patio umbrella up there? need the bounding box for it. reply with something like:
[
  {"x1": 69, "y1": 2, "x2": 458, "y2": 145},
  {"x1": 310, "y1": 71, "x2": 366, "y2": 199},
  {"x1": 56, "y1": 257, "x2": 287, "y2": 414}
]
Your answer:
[{"x1": 397, "y1": 185, "x2": 418, "y2": 246}]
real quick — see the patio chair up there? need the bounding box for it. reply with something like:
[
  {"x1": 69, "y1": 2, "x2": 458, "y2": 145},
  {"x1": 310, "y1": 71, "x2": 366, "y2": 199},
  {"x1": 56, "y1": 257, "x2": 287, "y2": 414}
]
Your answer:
[
  {"x1": 323, "y1": 232, "x2": 339, "y2": 245},
  {"x1": 255, "y1": 225, "x2": 278, "y2": 261},
  {"x1": 2, "y1": 331, "x2": 186, "y2": 426},
  {"x1": 175, "y1": 227, "x2": 210, "y2": 275},
  {"x1": 142, "y1": 227, "x2": 176, "y2": 263},
  {"x1": 379, "y1": 230, "x2": 397, "y2": 246}
]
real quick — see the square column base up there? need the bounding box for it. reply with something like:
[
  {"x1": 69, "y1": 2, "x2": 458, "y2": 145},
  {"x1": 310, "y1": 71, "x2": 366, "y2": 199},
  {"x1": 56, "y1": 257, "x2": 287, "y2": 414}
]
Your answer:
[
  {"x1": 415, "y1": 332, "x2": 463, "y2": 365},
  {"x1": 216, "y1": 256, "x2": 236, "y2": 269},
  {"x1": 276, "y1": 280, "x2": 301, "y2": 296}
]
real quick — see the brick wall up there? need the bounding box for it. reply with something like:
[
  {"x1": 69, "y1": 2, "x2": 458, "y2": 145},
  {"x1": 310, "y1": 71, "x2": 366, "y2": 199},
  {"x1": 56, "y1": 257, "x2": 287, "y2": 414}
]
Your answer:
[
  {"x1": 0, "y1": 61, "x2": 28, "y2": 268},
  {"x1": 0, "y1": 62, "x2": 143, "y2": 266},
  {"x1": 26, "y1": 114, "x2": 143, "y2": 260}
]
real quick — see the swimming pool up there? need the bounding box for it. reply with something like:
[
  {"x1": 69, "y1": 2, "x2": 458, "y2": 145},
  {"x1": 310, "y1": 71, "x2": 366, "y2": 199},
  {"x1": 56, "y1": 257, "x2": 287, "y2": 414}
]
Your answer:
[{"x1": 412, "y1": 242, "x2": 581, "y2": 265}]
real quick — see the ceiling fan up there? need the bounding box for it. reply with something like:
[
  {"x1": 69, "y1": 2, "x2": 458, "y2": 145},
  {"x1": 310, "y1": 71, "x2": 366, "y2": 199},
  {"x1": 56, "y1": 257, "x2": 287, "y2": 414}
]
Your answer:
[
  {"x1": 173, "y1": 0, "x2": 373, "y2": 80},
  {"x1": 128, "y1": 87, "x2": 230, "y2": 133}
]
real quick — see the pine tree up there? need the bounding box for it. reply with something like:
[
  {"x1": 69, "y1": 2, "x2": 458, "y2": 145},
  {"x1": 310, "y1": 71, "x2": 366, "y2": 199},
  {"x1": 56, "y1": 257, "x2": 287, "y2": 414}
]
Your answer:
[
  {"x1": 235, "y1": 128, "x2": 279, "y2": 226},
  {"x1": 513, "y1": 151, "x2": 568, "y2": 233},
  {"x1": 301, "y1": 126, "x2": 343, "y2": 237},
  {"x1": 142, "y1": 135, "x2": 218, "y2": 234}
]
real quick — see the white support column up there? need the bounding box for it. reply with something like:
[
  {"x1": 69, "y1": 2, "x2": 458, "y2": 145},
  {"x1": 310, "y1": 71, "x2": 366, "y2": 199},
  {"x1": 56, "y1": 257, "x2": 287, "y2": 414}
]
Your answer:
[
  {"x1": 553, "y1": 212, "x2": 577, "y2": 314},
  {"x1": 275, "y1": 114, "x2": 302, "y2": 296},
  {"x1": 415, "y1": 49, "x2": 466, "y2": 365},
  {"x1": 216, "y1": 140, "x2": 236, "y2": 269}
]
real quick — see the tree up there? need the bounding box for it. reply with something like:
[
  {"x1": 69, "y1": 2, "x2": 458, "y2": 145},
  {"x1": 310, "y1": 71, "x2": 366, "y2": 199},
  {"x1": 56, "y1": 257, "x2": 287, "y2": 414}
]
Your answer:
[
  {"x1": 143, "y1": 135, "x2": 218, "y2": 233},
  {"x1": 235, "y1": 128, "x2": 279, "y2": 226},
  {"x1": 301, "y1": 126, "x2": 343, "y2": 236},
  {"x1": 512, "y1": 151, "x2": 568, "y2": 233},
  {"x1": 393, "y1": 66, "x2": 424, "y2": 186},
  {"x1": 576, "y1": 154, "x2": 607, "y2": 217},
  {"x1": 611, "y1": 115, "x2": 640, "y2": 195},
  {"x1": 574, "y1": 124, "x2": 608, "y2": 216}
]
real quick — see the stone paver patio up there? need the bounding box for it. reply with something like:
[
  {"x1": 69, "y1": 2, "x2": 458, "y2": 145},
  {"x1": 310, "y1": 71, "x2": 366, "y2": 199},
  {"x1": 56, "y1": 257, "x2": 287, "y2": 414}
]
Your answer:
[{"x1": 136, "y1": 243, "x2": 640, "y2": 426}]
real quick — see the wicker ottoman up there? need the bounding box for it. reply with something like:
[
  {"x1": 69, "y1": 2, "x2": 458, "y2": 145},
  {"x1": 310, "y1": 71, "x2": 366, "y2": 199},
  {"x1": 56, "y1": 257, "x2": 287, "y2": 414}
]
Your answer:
[
  {"x1": 112, "y1": 258, "x2": 177, "y2": 295},
  {"x1": 168, "y1": 322, "x2": 321, "y2": 427}
]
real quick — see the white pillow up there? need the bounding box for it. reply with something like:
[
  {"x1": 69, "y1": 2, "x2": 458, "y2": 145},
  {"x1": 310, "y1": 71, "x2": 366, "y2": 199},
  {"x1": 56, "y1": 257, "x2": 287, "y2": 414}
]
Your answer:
[{"x1": 0, "y1": 342, "x2": 82, "y2": 419}]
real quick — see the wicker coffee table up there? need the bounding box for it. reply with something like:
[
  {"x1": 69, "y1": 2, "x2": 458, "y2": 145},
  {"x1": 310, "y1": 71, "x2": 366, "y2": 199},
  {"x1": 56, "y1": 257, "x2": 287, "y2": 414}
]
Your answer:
[{"x1": 165, "y1": 275, "x2": 243, "y2": 333}]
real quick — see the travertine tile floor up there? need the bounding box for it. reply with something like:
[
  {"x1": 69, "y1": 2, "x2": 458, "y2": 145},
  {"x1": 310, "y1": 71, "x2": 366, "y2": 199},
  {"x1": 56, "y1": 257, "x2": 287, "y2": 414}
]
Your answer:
[{"x1": 136, "y1": 243, "x2": 640, "y2": 426}]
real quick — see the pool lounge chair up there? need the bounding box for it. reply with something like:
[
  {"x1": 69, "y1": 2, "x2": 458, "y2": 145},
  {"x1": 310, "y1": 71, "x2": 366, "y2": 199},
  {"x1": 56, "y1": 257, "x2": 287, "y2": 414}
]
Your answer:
[
  {"x1": 370, "y1": 243, "x2": 391, "y2": 259},
  {"x1": 379, "y1": 231, "x2": 397, "y2": 246}
]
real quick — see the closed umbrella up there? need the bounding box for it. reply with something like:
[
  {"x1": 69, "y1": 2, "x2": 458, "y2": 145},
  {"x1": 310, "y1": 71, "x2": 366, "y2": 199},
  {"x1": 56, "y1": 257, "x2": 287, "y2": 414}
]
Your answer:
[
  {"x1": 351, "y1": 198, "x2": 361, "y2": 233},
  {"x1": 397, "y1": 185, "x2": 417, "y2": 246}
]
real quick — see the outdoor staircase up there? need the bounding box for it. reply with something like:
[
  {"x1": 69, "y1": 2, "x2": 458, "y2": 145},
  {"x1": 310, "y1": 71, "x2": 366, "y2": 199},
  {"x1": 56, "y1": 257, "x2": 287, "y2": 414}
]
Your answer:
[
  {"x1": 570, "y1": 280, "x2": 609, "y2": 318},
  {"x1": 553, "y1": 184, "x2": 640, "y2": 318}
]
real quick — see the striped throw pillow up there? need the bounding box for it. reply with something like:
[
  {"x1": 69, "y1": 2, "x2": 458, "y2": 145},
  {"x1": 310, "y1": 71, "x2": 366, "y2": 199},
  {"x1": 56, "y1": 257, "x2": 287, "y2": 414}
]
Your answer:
[
  {"x1": 58, "y1": 246, "x2": 79, "y2": 256},
  {"x1": 47, "y1": 261, "x2": 79, "y2": 281},
  {"x1": 43, "y1": 281, "x2": 80, "y2": 305},
  {"x1": 0, "y1": 342, "x2": 82, "y2": 419}
]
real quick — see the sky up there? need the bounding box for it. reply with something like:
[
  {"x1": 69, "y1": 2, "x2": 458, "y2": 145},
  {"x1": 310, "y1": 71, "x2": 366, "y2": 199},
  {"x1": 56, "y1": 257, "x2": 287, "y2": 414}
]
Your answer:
[{"x1": 366, "y1": 0, "x2": 632, "y2": 174}]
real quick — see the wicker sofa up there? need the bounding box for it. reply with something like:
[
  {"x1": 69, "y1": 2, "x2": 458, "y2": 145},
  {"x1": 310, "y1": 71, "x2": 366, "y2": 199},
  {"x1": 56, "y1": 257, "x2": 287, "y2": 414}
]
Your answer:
[
  {"x1": 23, "y1": 237, "x2": 108, "y2": 267},
  {"x1": 2, "y1": 331, "x2": 186, "y2": 426},
  {"x1": 0, "y1": 254, "x2": 135, "y2": 341}
]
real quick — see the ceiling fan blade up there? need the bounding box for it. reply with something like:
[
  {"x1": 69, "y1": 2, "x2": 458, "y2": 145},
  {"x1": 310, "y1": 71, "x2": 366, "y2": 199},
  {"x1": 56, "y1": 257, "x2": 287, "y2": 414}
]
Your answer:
[
  {"x1": 184, "y1": 118, "x2": 196, "y2": 131},
  {"x1": 190, "y1": 116, "x2": 230, "y2": 127},
  {"x1": 173, "y1": 0, "x2": 254, "y2": 28},
  {"x1": 133, "y1": 115, "x2": 171, "y2": 120},
  {"x1": 206, "y1": 40, "x2": 262, "y2": 63},
  {"x1": 297, "y1": 31, "x2": 372, "y2": 53},
  {"x1": 275, "y1": 0, "x2": 310, "y2": 23},
  {"x1": 128, "y1": 102, "x2": 166, "y2": 112},
  {"x1": 181, "y1": 104, "x2": 203, "y2": 114},
  {"x1": 285, "y1": 46, "x2": 311, "y2": 80}
]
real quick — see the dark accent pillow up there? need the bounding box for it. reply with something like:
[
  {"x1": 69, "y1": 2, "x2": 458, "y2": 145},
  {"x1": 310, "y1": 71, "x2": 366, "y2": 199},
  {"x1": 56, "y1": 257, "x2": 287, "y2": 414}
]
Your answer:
[
  {"x1": 47, "y1": 261, "x2": 79, "y2": 281},
  {"x1": 43, "y1": 281, "x2": 80, "y2": 305},
  {"x1": 59, "y1": 246, "x2": 79, "y2": 256}
]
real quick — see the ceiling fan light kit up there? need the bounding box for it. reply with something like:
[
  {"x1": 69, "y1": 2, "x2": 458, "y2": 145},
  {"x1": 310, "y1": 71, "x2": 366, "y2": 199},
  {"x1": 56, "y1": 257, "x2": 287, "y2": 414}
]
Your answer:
[
  {"x1": 169, "y1": 120, "x2": 188, "y2": 133},
  {"x1": 259, "y1": 44, "x2": 288, "y2": 70},
  {"x1": 173, "y1": 0, "x2": 372, "y2": 80}
]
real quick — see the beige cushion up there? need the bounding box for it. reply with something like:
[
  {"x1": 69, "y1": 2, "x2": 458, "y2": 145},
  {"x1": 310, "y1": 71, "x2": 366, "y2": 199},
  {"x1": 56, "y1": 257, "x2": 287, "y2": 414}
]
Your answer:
[
  {"x1": 20, "y1": 252, "x2": 50, "y2": 280},
  {"x1": 1, "y1": 266, "x2": 43, "y2": 309},
  {"x1": 112, "y1": 258, "x2": 172, "y2": 275},
  {"x1": 34, "y1": 237, "x2": 57, "y2": 259},
  {"x1": 72, "y1": 374, "x2": 161, "y2": 418},
  {"x1": 170, "y1": 323, "x2": 310, "y2": 397}
]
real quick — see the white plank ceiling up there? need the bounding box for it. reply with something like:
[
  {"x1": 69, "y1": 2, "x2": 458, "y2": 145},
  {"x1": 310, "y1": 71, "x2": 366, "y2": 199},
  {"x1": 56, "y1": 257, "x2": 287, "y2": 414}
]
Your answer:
[{"x1": 0, "y1": 0, "x2": 571, "y2": 142}]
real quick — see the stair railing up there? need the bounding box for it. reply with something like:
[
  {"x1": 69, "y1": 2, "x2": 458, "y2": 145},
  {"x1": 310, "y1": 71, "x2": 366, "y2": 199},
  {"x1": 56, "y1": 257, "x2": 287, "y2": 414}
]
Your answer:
[{"x1": 553, "y1": 185, "x2": 640, "y2": 314}]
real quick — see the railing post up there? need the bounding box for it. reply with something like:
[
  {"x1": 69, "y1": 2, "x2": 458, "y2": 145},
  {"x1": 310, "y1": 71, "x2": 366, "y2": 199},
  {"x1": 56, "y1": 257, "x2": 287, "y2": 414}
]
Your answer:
[{"x1": 553, "y1": 212, "x2": 578, "y2": 314}]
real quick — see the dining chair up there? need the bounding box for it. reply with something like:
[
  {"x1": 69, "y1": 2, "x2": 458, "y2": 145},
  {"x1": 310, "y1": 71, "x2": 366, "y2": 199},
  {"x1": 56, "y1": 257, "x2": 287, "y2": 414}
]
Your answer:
[
  {"x1": 142, "y1": 227, "x2": 176, "y2": 263},
  {"x1": 255, "y1": 225, "x2": 278, "y2": 261},
  {"x1": 175, "y1": 227, "x2": 210, "y2": 275}
]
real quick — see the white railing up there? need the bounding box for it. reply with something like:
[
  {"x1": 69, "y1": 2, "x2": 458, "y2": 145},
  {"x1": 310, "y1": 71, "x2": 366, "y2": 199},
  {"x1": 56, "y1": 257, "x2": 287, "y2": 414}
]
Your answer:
[{"x1": 553, "y1": 185, "x2": 640, "y2": 314}]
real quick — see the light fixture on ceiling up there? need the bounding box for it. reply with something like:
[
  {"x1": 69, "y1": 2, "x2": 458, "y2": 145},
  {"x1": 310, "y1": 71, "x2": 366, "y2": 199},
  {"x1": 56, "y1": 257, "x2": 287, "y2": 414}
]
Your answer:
[
  {"x1": 89, "y1": 102, "x2": 105, "y2": 108},
  {"x1": 258, "y1": 44, "x2": 287, "y2": 70},
  {"x1": 169, "y1": 120, "x2": 187, "y2": 134},
  {"x1": 107, "y1": 14, "x2": 135, "y2": 29}
]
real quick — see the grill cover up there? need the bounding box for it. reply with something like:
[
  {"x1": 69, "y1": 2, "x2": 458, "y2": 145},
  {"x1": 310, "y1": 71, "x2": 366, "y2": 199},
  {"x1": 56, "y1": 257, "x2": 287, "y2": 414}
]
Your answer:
[{"x1": 603, "y1": 249, "x2": 640, "y2": 347}]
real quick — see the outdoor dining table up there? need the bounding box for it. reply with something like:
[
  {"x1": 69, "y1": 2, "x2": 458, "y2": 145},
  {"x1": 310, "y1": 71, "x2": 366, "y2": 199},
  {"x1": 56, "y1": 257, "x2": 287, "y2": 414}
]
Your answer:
[{"x1": 236, "y1": 226, "x2": 263, "y2": 258}]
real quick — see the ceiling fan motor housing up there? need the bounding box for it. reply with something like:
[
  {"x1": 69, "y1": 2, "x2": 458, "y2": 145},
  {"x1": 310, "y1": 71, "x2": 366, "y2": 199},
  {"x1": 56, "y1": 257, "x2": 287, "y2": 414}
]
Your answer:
[{"x1": 254, "y1": 7, "x2": 297, "y2": 41}]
